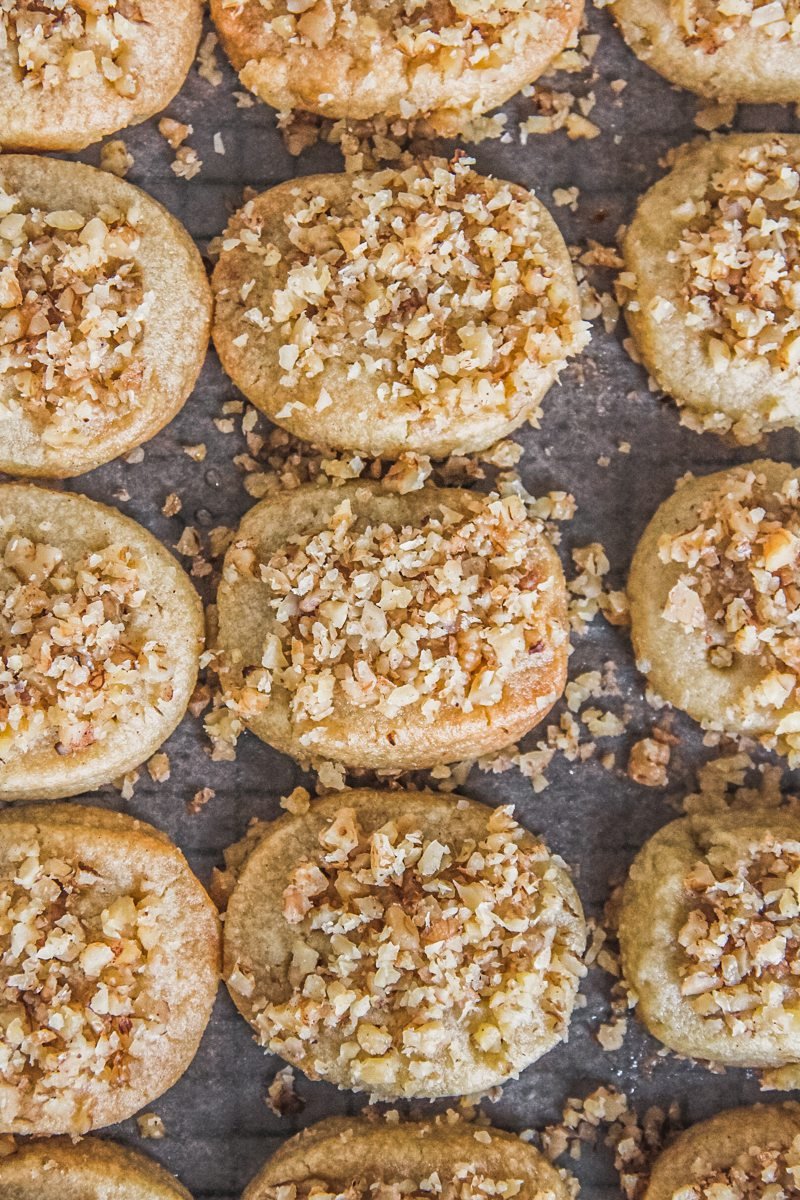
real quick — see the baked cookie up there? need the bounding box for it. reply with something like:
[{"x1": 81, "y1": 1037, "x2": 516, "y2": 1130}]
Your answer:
[
  {"x1": 0, "y1": 483, "x2": 204, "y2": 801},
  {"x1": 0, "y1": 1136, "x2": 192, "y2": 1199},
  {"x1": 212, "y1": 158, "x2": 588, "y2": 459},
  {"x1": 622, "y1": 134, "x2": 800, "y2": 444},
  {"x1": 0, "y1": 802, "x2": 220, "y2": 1135},
  {"x1": 243, "y1": 1117, "x2": 576, "y2": 1200},
  {"x1": 628, "y1": 460, "x2": 800, "y2": 758},
  {"x1": 222, "y1": 790, "x2": 586, "y2": 1099},
  {"x1": 612, "y1": 0, "x2": 800, "y2": 104},
  {"x1": 209, "y1": 0, "x2": 583, "y2": 132},
  {"x1": 644, "y1": 1104, "x2": 800, "y2": 1200},
  {"x1": 216, "y1": 481, "x2": 569, "y2": 770},
  {"x1": 0, "y1": 0, "x2": 202, "y2": 151},
  {"x1": 0, "y1": 155, "x2": 211, "y2": 477},
  {"x1": 621, "y1": 807, "x2": 800, "y2": 1068}
]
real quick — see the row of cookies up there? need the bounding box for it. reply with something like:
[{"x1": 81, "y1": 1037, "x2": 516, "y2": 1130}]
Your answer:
[{"x1": 1, "y1": 0, "x2": 797, "y2": 153}]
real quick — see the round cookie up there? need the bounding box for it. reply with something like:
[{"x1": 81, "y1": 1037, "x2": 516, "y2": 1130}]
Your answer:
[
  {"x1": 0, "y1": 1136, "x2": 192, "y2": 1199},
  {"x1": 222, "y1": 790, "x2": 586, "y2": 1099},
  {"x1": 612, "y1": 0, "x2": 800, "y2": 104},
  {"x1": 0, "y1": 155, "x2": 211, "y2": 476},
  {"x1": 620, "y1": 807, "x2": 800, "y2": 1068},
  {"x1": 0, "y1": 802, "x2": 220, "y2": 1135},
  {"x1": 212, "y1": 158, "x2": 588, "y2": 459},
  {"x1": 644, "y1": 1104, "x2": 800, "y2": 1200},
  {"x1": 216, "y1": 481, "x2": 569, "y2": 771},
  {"x1": 628, "y1": 460, "x2": 800, "y2": 756},
  {"x1": 243, "y1": 1117, "x2": 576, "y2": 1200},
  {"x1": 0, "y1": 483, "x2": 204, "y2": 801},
  {"x1": 209, "y1": 0, "x2": 583, "y2": 132},
  {"x1": 0, "y1": 0, "x2": 203, "y2": 151},
  {"x1": 622, "y1": 134, "x2": 800, "y2": 444}
]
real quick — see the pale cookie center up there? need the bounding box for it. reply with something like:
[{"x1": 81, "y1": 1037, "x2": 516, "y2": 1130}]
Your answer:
[
  {"x1": 0, "y1": 847, "x2": 165, "y2": 1131},
  {"x1": 0, "y1": 0, "x2": 143, "y2": 92},
  {"x1": 0, "y1": 189, "x2": 152, "y2": 447},
  {"x1": 230, "y1": 804, "x2": 582, "y2": 1090},
  {"x1": 0, "y1": 534, "x2": 173, "y2": 763},
  {"x1": 679, "y1": 838, "x2": 800, "y2": 1035}
]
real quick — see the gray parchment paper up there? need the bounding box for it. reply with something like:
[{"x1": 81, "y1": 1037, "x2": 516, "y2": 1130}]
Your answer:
[{"x1": 6, "y1": 7, "x2": 800, "y2": 1197}]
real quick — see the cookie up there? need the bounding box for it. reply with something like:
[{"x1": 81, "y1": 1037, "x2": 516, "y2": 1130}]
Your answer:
[
  {"x1": 243, "y1": 1117, "x2": 576, "y2": 1200},
  {"x1": 612, "y1": 0, "x2": 800, "y2": 104},
  {"x1": 0, "y1": 1136, "x2": 192, "y2": 1198},
  {"x1": 222, "y1": 790, "x2": 586, "y2": 1099},
  {"x1": 0, "y1": 155, "x2": 211, "y2": 476},
  {"x1": 0, "y1": 483, "x2": 204, "y2": 800},
  {"x1": 644, "y1": 1104, "x2": 800, "y2": 1200},
  {"x1": 0, "y1": 0, "x2": 202, "y2": 151},
  {"x1": 621, "y1": 134, "x2": 800, "y2": 443},
  {"x1": 628, "y1": 460, "x2": 800, "y2": 757},
  {"x1": 620, "y1": 807, "x2": 800, "y2": 1068},
  {"x1": 212, "y1": 158, "x2": 587, "y2": 459},
  {"x1": 209, "y1": 1, "x2": 583, "y2": 132},
  {"x1": 216, "y1": 481, "x2": 569, "y2": 770},
  {"x1": 0, "y1": 802, "x2": 220, "y2": 1135}
]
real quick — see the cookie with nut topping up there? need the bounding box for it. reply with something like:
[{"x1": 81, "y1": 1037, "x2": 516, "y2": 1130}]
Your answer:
[
  {"x1": 621, "y1": 807, "x2": 800, "y2": 1068},
  {"x1": 0, "y1": 1135, "x2": 192, "y2": 1198},
  {"x1": 644, "y1": 1104, "x2": 800, "y2": 1200},
  {"x1": 243, "y1": 1117, "x2": 576, "y2": 1200},
  {"x1": 215, "y1": 481, "x2": 569, "y2": 770},
  {"x1": 621, "y1": 135, "x2": 800, "y2": 444},
  {"x1": 209, "y1": 1, "x2": 583, "y2": 133},
  {"x1": 0, "y1": 155, "x2": 211, "y2": 477},
  {"x1": 0, "y1": 0, "x2": 203, "y2": 151},
  {"x1": 211, "y1": 158, "x2": 588, "y2": 459},
  {"x1": 628, "y1": 461, "x2": 800, "y2": 759},
  {"x1": 612, "y1": 0, "x2": 800, "y2": 104},
  {"x1": 221, "y1": 790, "x2": 586, "y2": 1099},
  {"x1": 0, "y1": 484, "x2": 204, "y2": 801},
  {"x1": 0, "y1": 802, "x2": 220, "y2": 1135}
]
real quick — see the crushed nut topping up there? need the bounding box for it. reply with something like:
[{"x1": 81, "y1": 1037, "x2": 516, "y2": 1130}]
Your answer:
[
  {"x1": 669, "y1": 0, "x2": 800, "y2": 50},
  {"x1": 225, "y1": 491, "x2": 566, "y2": 729},
  {"x1": 0, "y1": 844, "x2": 167, "y2": 1131},
  {"x1": 659, "y1": 467, "x2": 800, "y2": 739},
  {"x1": 232, "y1": 804, "x2": 583, "y2": 1090},
  {"x1": 0, "y1": 533, "x2": 173, "y2": 763},
  {"x1": 0, "y1": 0, "x2": 144, "y2": 93},
  {"x1": 0, "y1": 187, "x2": 152, "y2": 448},
  {"x1": 671, "y1": 1136, "x2": 800, "y2": 1199},
  {"x1": 222, "y1": 156, "x2": 587, "y2": 426},
  {"x1": 259, "y1": 1175, "x2": 526, "y2": 1200},
  {"x1": 674, "y1": 140, "x2": 800, "y2": 372},
  {"x1": 679, "y1": 833, "x2": 800, "y2": 1035}
]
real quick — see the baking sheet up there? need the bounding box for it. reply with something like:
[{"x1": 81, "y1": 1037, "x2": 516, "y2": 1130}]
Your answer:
[{"x1": 7, "y1": 7, "x2": 800, "y2": 1196}]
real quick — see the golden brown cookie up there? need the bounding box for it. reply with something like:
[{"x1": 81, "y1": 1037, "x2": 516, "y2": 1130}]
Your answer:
[
  {"x1": 0, "y1": 155, "x2": 211, "y2": 477},
  {"x1": 243, "y1": 1117, "x2": 576, "y2": 1200},
  {"x1": 644, "y1": 1104, "x2": 800, "y2": 1200},
  {"x1": 215, "y1": 481, "x2": 569, "y2": 770},
  {"x1": 0, "y1": 483, "x2": 204, "y2": 801},
  {"x1": 0, "y1": 802, "x2": 220, "y2": 1135},
  {"x1": 0, "y1": 1136, "x2": 192, "y2": 1198},
  {"x1": 212, "y1": 158, "x2": 587, "y2": 459},
  {"x1": 628, "y1": 460, "x2": 800, "y2": 757},
  {"x1": 0, "y1": 0, "x2": 203, "y2": 151},
  {"x1": 620, "y1": 807, "x2": 800, "y2": 1068},
  {"x1": 222, "y1": 790, "x2": 586, "y2": 1099},
  {"x1": 210, "y1": 1, "x2": 583, "y2": 132},
  {"x1": 621, "y1": 134, "x2": 800, "y2": 444},
  {"x1": 612, "y1": 0, "x2": 800, "y2": 104}
]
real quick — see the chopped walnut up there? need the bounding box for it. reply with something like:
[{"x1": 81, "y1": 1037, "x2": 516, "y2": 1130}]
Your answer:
[
  {"x1": 0, "y1": 0, "x2": 144, "y2": 93},
  {"x1": 265, "y1": 1064, "x2": 304, "y2": 1116},
  {"x1": 627, "y1": 737, "x2": 670, "y2": 788},
  {"x1": 672, "y1": 0, "x2": 800, "y2": 51},
  {"x1": 99, "y1": 138, "x2": 134, "y2": 178},
  {"x1": 0, "y1": 537, "x2": 172, "y2": 764},
  {"x1": 230, "y1": 804, "x2": 584, "y2": 1092},
  {"x1": 257, "y1": 1174, "x2": 527, "y2": 1200},
  {"x1": 0, "y1": 187, "x2": 151, "y2": 446},
  {"x1": 677, "y1": 1136, "x2": 800, "y2": 1198},
  {"x1": 136, "y1": 1112, "x2": 166, "y2": 1138}
]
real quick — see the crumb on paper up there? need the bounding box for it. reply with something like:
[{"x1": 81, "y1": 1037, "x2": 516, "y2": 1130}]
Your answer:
[
  {"x1": 99, "y1": 138, "x2": 133, "y2": 177},
  {"x1": 197, "y1": 31, "x2": 222, "y2": 86},
  {"x1": 136, "y1": 1113, "x2": 166, "y2": 1139},
  {"x1": 266, "y1": 1065, "x2": 305, "y2": 1116},
  {"x1": 627, "y1": 735, "x2": 671, "y2": 788},
  {"x1": 146, "y1": 752, "x2": 170, "y2": 783},
  {"x1": 183, "y1": 442, "x2": 207, "y2": 461},
  {"x1": 214, "y1": 132, "x2": 226, "y2": 155},
  {"x1": 116, "y1": 769, "x2": 139, "y2": 801},
  {"x1": 171, "y1": 146, "x2": 202, "y2": 180},
  {"x1": 280, "y1": 786, "x2": 311, "y2": 815},
  {"x1": 175, "y1": 526, "x2": 201, "y2": 557},
  {"x1": 162, "y1": 492, "x2": 182, "y2": 517},
  {"x1": 125, "y1": 446, "x2": 144, "y2": 465},
  {"x1": 187, "y1": 787, "x2": 215, "y2": 814},
  {"x1": 158, "y1": 117, "x2": 193, "y2": 150}
]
